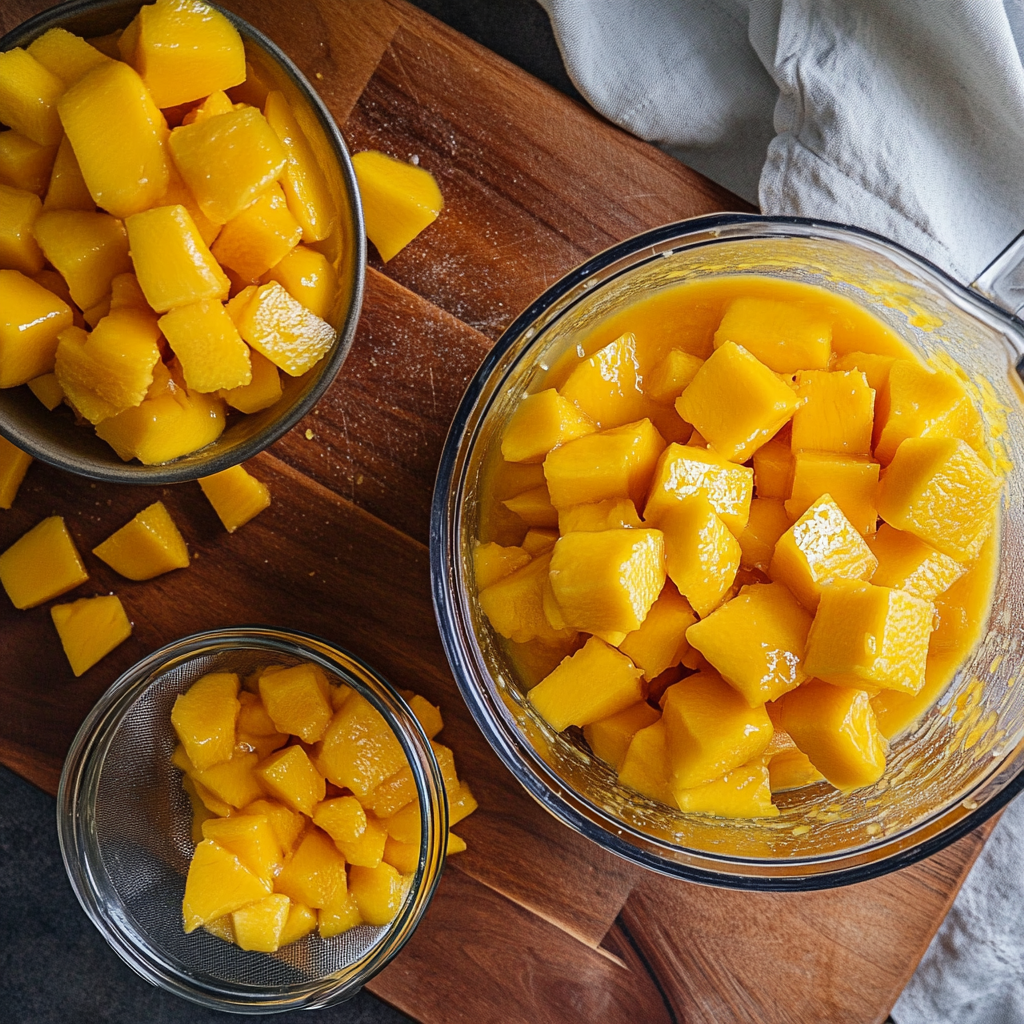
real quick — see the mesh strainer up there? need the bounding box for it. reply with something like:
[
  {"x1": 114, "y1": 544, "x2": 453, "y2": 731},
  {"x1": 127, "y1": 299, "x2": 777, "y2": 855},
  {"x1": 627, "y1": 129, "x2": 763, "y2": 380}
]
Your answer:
[{"x1": 57, "y1": 627, "x2": 447, "y2": 1013}]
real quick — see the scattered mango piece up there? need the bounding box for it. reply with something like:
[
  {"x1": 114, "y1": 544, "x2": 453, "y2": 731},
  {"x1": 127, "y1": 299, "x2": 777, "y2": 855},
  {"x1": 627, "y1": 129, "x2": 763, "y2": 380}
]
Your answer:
[
  {"x1": 92, "y1": 500, "x2": 189, "y2": 580},
  {"x1": 199, "y1": 463, "x2": 271, "y2": 532},
  {"x1": 0, "y1": 515, "x2": 88, "y2": 609},
  {"x1": 0, "y1": 435, "x2": 32, "y2": 509},
  {"x1": 50, "y1": 593, "x2": 132, "y2": 676}
]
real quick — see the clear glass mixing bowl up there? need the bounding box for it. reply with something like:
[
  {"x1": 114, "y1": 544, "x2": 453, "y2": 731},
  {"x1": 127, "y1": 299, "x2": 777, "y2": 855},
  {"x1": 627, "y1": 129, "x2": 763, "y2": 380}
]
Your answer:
[{"x1": 431, "y1": 214, "x2": 1024, "y2": 890}]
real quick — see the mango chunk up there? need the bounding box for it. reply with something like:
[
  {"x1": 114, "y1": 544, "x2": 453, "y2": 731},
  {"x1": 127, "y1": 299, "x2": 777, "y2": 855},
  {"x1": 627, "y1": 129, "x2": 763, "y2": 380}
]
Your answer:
[
  {"x1": 259, "y1": 663, "x2": 332, "y2": 743},
  {"x1": 212, "y1": 182, "x2": 302, "y2": 283},
  {"x1": 199, "y1": 464, "x2": 271, "y2": 533},
  {"x1": 617, "y1": 718, "x2": 672, "y2": 803},
  {"x1": 478, "y1": 552, "x2": 573, "y2": 645},
  {"x1": 0, "y1": 269, "x2": 72, "y2": 386},
  {"x1": 57, "y1": 61, "x2": 171, "y2": 218},
  {"x1": 217, "y1": 349, "x2": 282, "y2": 414},
  {"x1": 26, "y1": 28, "x2": 110, "y2": 86},
  {"x1": 784, "y1": 452, "x2": 879, "y2": 536},
  {"x1": 318, "y1": 693, "x2": 407, "y2": 799},
  {"x1": 876, "y1": 437, "x2": 1000, "y2": 562},
  {"x1": 0, "y1": 184, "x2": 44, "y2": 275},
  {"x1": 158, "y1": 299, "x2": 251, "y2": 393},
  {"x1": 549, "y1": 528, "x2": 665, "y2": 637},
  {"x1": 557, "y1": 498, "x2": 641, "y2": 534},
  {"x1": 0, "y1": 515, "x2": 88, "y2": 609},
  {"x1": 618, "y1": 583, "x2": 695, "y2": 680},
  {"x1": 752, "y1": 431, "x2": 793, "y2": 499},
  {"x1": 645, "y1": 348, "x2": 704, "y2": 403},
  {"x1": 43, "y1": 136, "x2": 94, "y2": 212},
  {"x1": 92, "y1": 500, "x2": 189, "y2": 581},
  {"x1": 202, "y1": 813, "x2": 283, "y2": 884},
  {"x1": 244, "y1": 797, "x2": 306, "y2": 855},
  {"x1": 383, "y1": 836, "x2": 419, "y2": 876},
  {"x1": 180, "y1": 90, "x2": 233, "y2": 127},
  {"x1": 674, "y1": 760, "x2": 779, "y2": 818},
  {"x1": 780, "y1": 679, "x2": 886, "y2": 791},
  {"x1": 171, "y1": 671, "x2": 240, "y2": 771},
  {"x1": 769, "y1": 495, "x2": 878, "y2": 611},
  {"x1": 275, "y1": 828, "x2": 347, "y2": 909},
  {"x1": 279, "y1": 902, "x2": 318, "y2": 946},
  {"x1": 231, "y1": 893, "x2": 290, "y2": 952},
  {"x1": 714, "y1": 297, "x2": 831, "y2": 373},
  {"x1": 313, "y1": 795, "x2": 367, "y2": 845},
  {"x1": 644, "y1": 443, "x2": 753, "y2": 535},
  {"x1": 737, "y1": 497, "x2": 790, "y2": 573},
  {"x1": 676, "y1": 342, "x2": 799, "y2": 462},
  {"x1": 528, "y1": 635, "x2": 644, "y2": 731},
  {"x1": 0, "y1": 130, "x2": 58, "y2": 195},
  {"x1": 169, "y1": 106, "x2": 287, "y2": 224},
  {"x1": 473, "y1": 541, "x2": 530, "y2": 590},
  {"x1": 336, "y1": 814, "x2": 388, "y2": 868},
  {"x1": 584, "y1": 701, "x2": 660, "y2": 771},
  {"x1": 346, "y1": 862, "x2": 403, "y2": 927},
  {"x1": 0, "y1": 48, "x2": 65, "y2": 146},
  {"x1": 790, "y1": 370, "x2": 874, "y2": 455},
  {"x1": 868, "y1": 524, "x2": 965, "y2": 602},
  {"x1": 50, "y1": 593, "x2": 131, "y2": 676},
  {"x1": 352, "y1": 149, "x2": 442, "y2": 262},
  {"x1": 0, "y1": 436, "x2": 32, "y2": 510},
  {"x1": 263, "y1": 245, "x2": 336, "y2": 320},
  {"x1": 318, "y1": 891, "x2": 363, "y2": 939},
  {"x1": 501, "y1": 483, "x2": 558, "y2": 528},
  {"x1": 833, "y1": 350, "x2": 895, "y2": 396},
  {"x1": 26, "y1": 373, "x2": 63, "y2": 411},
  {"x1": 559, "y1": 332, "x2": 648, "y2": 428},
  {"x1": 661, "y1": 672, "x2": 773, "y2": 789},
  {"x1": 768, "y1": 747, "x2": 824, "y2": 792},
  {"x1": 256, "y1": 745, "x2": 325, "y2": 816},
  {"x1": 182, "y1": 839, "x2": 270, "y2": 933},
  {"x1": 804, "y1": 579, "x2": 934, "y2": 695},
  {"x1": 501, "y1": 388, "x2": 596, "y2": 464}
]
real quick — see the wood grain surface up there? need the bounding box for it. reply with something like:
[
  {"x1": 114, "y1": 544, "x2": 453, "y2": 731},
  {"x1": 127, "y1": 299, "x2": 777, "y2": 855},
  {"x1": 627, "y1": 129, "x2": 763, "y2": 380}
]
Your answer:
[{"x1": 0, "y1": 1, "x2": 993, "y2": 1021}]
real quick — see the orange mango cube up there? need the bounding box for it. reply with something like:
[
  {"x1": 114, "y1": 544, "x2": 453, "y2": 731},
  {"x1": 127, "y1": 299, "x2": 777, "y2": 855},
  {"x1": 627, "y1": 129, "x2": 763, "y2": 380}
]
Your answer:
[
  {"x1": 27, "y1": 28, "x2": 110, "y2": 86},
  {"x1": 198, "y1": 464, "x2": 271, "y2": 533},
  {"x1": 218, "y1": 349, "x2": 282, "y2": 414},
  {"x1": 583, "y1": 700, "x2": 660, "y2": 771},
  {"x1": 618, "y1": 583, "x2": 695, "y2": 680},
  {"x1": 336, "y1": 813, "x2": 388, "y2": 868},
  {"x1": 182, "y1": 839, "x2": 270, "y2": 933},
  {"x1": 263, "y1": 245, "x2": 337, "y2": 320},
  {"x1": 0, "y1": 515, "x2": 88, "y2": 610},
  {"x1": 259, "y1": 662, "x2": 332, "y2": 743},
  {"x1": 501, "y1": 388, "x2": 596, "y2": 464},
  {"x1": 714, "y1": 296, "x2": 831, "y2": 373},
  {"x1": 348, "y1": 862, "x2": 404, "y2": 926},
  {"x1": 43, "y1": 136, "x2": 94, "y2": 212},
  {"x1": 255, "y1": 744, "x2": 325, "y2": 816},
  {"x1": 0, "y1": 436, "x2": 32, "y2": 509},
  {"x1": 170, "y1": 671, "x2": 240, "y2": 771},
  {"x1": 868, "y1": 523, "x2": 965, "y2": 602},
  {"x1": 752, "y1": 431, "x2": 793, "y2": 499},
  {"x1": 0, "y1": 48, "x2": 65, "y2": 146},
  {"x1": 158, "y1": 299, "x2": 251, "y2": 392},
  {"x1": 473, "y1": 540, "x2": 530, "y2": 590},
  {"x1": 674, "y1": 760, "x2": 779, "y2": 818},
  {"x1": 212, "y1": 182, "x2": 302, "y2": 282},
  {"x1": 478, "y1": 552, "x2": 573, "y2": 645},
  {"x1": 0, "y1": 130, "x2": 58, "y2": 194},
  {"x1": 617, "y1": 718, "x2": 673, "y2": 804},
  {"x1": 313, "y1": 795, "x2": 367, "y2": 845},
  {"x1": 318, "y1": 891, "x2": 363, "y2": 939},
  {"x1": 50, "y1": 593, "x2": 132, "y2": 676},
  {"x1": 201, "y1": 813, "x2": 283, "y2": 884},
  {"x1": 0, "y1": 184, "x2": 44, "y2": 274},
  {"x1": 279, "y1": 902, "x2": 318, "y2": 945},
  {"x1": 790, "y1": 369, "x2": 874, "y2": 455},
  {"x1": 501, "y1": 483, "x2": 559, "y2": 528},
  {"x1": 231, "y1": 893, "x2": 290, "y2": 952},
  {"x1": 645, "y1": 348, "x2": 704, "y2": 404},
  {"x1": 318, "y1": 693, "x2": 407, "y2": 799},
  {"x1": 0, "y1": 269, "x2": 72, "y2": 386},
  {"x1": 737, "y1": 497, "x2": 790, "y2": 573},
  {"x1": 833, "y1": 350, "x2": 895, "y2": 396},
  {"x1": 784, "y1": 452, "x2": 879, "y2": 535},
  {"x1": 768, "y1": 748, "x2": 824, "y2": 792},
  {"x1": 559, "y1": 332, "x2": 648, "y2": 428},
  {"x1": 557, "y1": 498, "x2": 641, "y2": 534},
  {"x1": 243, "y1": 797, "x2": 306, "y2": 855},
  {"x1": 275, "y1": 828, "x2": 347, "y2": 909}
]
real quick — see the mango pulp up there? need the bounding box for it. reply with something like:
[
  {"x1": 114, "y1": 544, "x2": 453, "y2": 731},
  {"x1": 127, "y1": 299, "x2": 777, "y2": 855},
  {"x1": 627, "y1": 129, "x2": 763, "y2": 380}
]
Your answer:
[
  {"x1": 198, "y1": 463, "x2": 271, "y2": 532},
  {"x1": 0, "y1": 515, "x2": 88, "y2": 609}
]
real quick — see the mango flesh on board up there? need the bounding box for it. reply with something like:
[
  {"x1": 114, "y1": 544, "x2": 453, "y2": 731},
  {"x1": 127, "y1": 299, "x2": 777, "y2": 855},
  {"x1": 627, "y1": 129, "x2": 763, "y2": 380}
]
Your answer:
[
  {"x1": 0, "y1": 269, "x2": 72, "y2": 386},
  {"x1": 91, "y1": 500, "x2": 189, "y2": 581},
  {"x1": 618, "y1": 718, "x2": 673, "y2": 803},
  {"x1": 279, "y1": 902, "x2": 318, "y2": 946},
  {"x1": 618, "y1": 583, "x2": 695, "y2": 680},
  {"x1": 0, "y1": 131, "x2": 58, "y2": 194},
  {"x1": 478, "y1": 552, "x2": 574, "y2": 645},
  {"x1": 26, "y1": 28, "x2": 110, "y2": 86},
  {"x1": 158, "y1": 299, "x2": 251, "y2": 392},
  {"x1": 0, "y1": 515, "x2": 88, "y2": 610},
  {"x1": 256, "y1": 745, "x2": 326, "y2": 816},
  {"x1": 543, "y1": 418, "x2": 665, "y2": 509},
  {"x1": 231, "y1": 892, "x2": 290, "y2": 952},
  {"x1": 645, "y1": 348, "x2": 704, "y2": 403},
  {"x1": 202, "y1": 814, "x2": 283, "y2": 884},
  {"x1": 803, "y1": 579, "x2": 934, "y2": 695},
  {"x1": 501, "y1": 388, "x2": 596, "y2": 464},
  {"x1": 676, "y1": 341, "x2": 799, "y2": 462},
  {"x1": 264, "y1": 91, "x2": 335, "y2": 243},
  {"x1": 868, "y1": 523, "x2": 965, "y2": 602},
  {"x1": 752, "y1": 431, "x2": 793, "y2": 500},
  {"x1": 784, "y1": 452, "x2": 879, "y2": 536},
  {"x1": 44, "y1": 136, "x2": 94, "y2": 212},
  {"x1": 169, "y1": 107, "x2": 287, "y2": 224},
  {"x1": 212, "y1": 182, "x2": 302, "y2": 282},
  {"x1": 0, "y1": 437, "x2": 32, "y2": 509},
  {"x1": 768, "y1": 747, "x2": 824, "y2": 792},
  {"x1": 33, "y1": 209, "x2": 132, "y2": 311},
  {"x1": 336, "y1": 814, "x2": 388, "y2": 868},
  {"x1": 318, "y1": 891, "x2": 363, "y2": 939},
  {"x1": 876, "y1": 437, "x2": 1000, "y2": 562},
  {"x1": 218, "y1": 349, "x2": 282, "y2": 414},
  {"x1": 659, "y1": 493, "x2": 740, "y2": 617},
  {"x1": 263, "y1": 245, "x2": 337, "y2": 320},
  {"x1": 244, "y1": 798, "x2": 306, "y2": 856},
  {"x1": 737, "y1": 497, "x2": 790, "y2": 573},
  {"x1": 0, "y1": 48, "x2": 65, "y2": 146},
  {"x1": 769, "y1": 495, "x2": 878, "y2": 612},
  {"x1": 661, "y1": 672, "x2": 773, "y2": 789},
  {"x1": 50, "y1": 593, "x2": 131, "y2": 676},
  {"x1": 583, "y1": 700, "x2": 660, "y2": 771},
  {"x1": 713, "y1": 296, "x2": 832, "y2": 373},
  {"x1": 528, "y1": 635, "x2": 644, "y2": 731},
  {"x1": 318, "y1": 693, "x2": 408, "y2": 799},
  {"x1": 313, "y1": 795, "x2": 367, "y2": 845},
  {"x1": 548, "y1": 528, "x2": 665, "y2": 637},
  {"x1": 26, "y1": 370, "x2": 64, "y2": 411},
  {"x1": 674, "y1": 760, "x2": 779, "y2": 818},
  {"x1": 233, "y1": 280, "x2": 336, "y2": 376},
  {"x1": 473, "y1": 541, "x2": 530, "y2": 590},
  {"x1": 0, "y1": 184, "x2": 44, "y2": 275},
  {"x1": 686, "y1": 582, "x2": 811, "y2": 706},
  {"x1": 259, "y1": 663, "x2": 332, "y2": 743},
  {"x1": 182, "y1": 839, "x2": 271, "y2": 932},
  {"x1": 199, "y1": 464, "x2": 271, "y2": 532},
  {"x1": 502, "y1": 484, "x2": 558, "y2": 528},
  {"x1": 834, "y1": 350, "x2": 895, "y2": 397},
  {"x1": 57, "y1": 61, "x2": 171, "y2": 219},
  {"x1": 790, "y1": 370, "x2": 874, "y2": 456},
  {"x1": 352, "y1": 149, "x2": 443, "y2": 262},
  {"x1": 170, "y1": 671, "x2": 240, "y2": 771},
  {"x1": 557, "y1": 498, "x2": 642, "y2": 534},
  {"x1": 644, "y1": 443, "x2": 753, "y2": 535},
  {"x1": 559, "y1": 332, "x2": 649, "y2": 429},
  {"x1": 780, "y1": 679, "x2": 886, "y2": 791}
]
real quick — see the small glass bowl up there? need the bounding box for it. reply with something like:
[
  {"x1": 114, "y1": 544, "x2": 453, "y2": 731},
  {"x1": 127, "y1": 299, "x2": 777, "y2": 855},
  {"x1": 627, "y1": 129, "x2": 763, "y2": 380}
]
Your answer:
[{"x1": 57, "y1": 627, "x2": 447, "y2": 1014}]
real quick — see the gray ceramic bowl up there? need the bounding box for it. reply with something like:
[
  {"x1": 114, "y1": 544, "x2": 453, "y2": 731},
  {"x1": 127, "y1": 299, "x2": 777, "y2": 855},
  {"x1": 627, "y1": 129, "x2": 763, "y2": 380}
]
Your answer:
[{"x1": 0, "y1": 0, "x2": 365, "y2": 484}]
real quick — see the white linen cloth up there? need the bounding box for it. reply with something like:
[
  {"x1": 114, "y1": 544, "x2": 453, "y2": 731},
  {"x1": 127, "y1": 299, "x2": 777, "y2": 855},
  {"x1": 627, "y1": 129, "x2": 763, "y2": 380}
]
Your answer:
[{"x1": 536, "y1": 2, "x2": 1024, "y2": 1020}]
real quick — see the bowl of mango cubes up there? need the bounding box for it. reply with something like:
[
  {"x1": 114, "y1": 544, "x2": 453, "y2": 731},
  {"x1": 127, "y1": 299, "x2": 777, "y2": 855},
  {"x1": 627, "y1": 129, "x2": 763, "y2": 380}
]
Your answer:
[
  {"x1": 57, "y1": 626, "x2": 479, "y2": 1012},
  {"x1": 432, "y1": 213, "x2": 1024, "y2": 889},
  {"x1": 0, "y1": 0, "x2": 363, "y2": 483}
]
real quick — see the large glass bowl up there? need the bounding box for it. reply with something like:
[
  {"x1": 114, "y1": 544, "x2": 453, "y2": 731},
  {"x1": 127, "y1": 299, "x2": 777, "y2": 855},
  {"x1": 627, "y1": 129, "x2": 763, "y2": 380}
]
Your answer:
[{"x1": 431, "y1": 214, "x2": 1024, "y2": 890}]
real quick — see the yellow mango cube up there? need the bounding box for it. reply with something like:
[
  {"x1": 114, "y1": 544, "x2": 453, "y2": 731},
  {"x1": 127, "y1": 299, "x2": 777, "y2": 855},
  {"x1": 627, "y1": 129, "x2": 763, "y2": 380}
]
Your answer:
[
  {"x1": 170, "y1": 671, "x2": 240, "y2": 771},
  {"x1": 158, "y1": 299, "x2": 251, "y2": 393},
  {"x1": 790, "y1": 370, "x2": 874, "y2": 455},
  {"x1": 473, "y1": 541, "x2": 530, "y2": 590},
  {"x1": 57, "y1": 61, "x2": 171, "y2": 218},
  {"x1": 194, "y1": 751, "x2": 263, "y2": 809},
  {"x1": 199, "y1": 463, "x2": 271, "y2": 533},
  {"x1": 275, "y1": 828, "x2": 347, "y2": 909},
  {"x1": 752, "y1": 431, "x2": 793, "y2": 499},
  {"x1": 108, "y1": 272, "x2": 150, "y2": 312},
  {"x1": 501, "y1": 483, "x2": 558, "y2": 528},
  {"x1": 43, "y1": 136, "x2": 94, "y2": 212},
  {"x1": 660, "y1": 494, "x2": 740, "y2": 617},
  {"x1": 409, "y1": 694, "x2": 444, "y2": 740},
  {"x1": 263, "y1": 245, "x2": 336, "y2": 321},
  {"x1": 803, "y1": 579, "x2": 934, "y2": 694},
  {"x1": 217, "y1": 349, "x2": 282, "y2": 414},
  {"x1": 617, "y1": 718, "x2": 673, "y2": 803},
  {"x1": 583, "y1": 700, "x2": 660, "y2": 771},
  {"x1": 0, "y1": 184, "x2": 44, "y2": 275},
  {"x1": 501, "y1": 388, "x2": 596, "y2": 464},
  {"x1": 618, "y1": 583, "x2": 695, "y2": 679},
  {"x1": 784, "y1": 452, "x2": 879, "y2": 535},
  {"x1": 0, "y1": 436, "x2": 32, "y2": 509},
  {"x1": 28, "y1": 371, "x2": 64, "y2": 410},
  {"x1": 737, "y1": 497, "x2": 790, "y2": 573},
  {"x1": 528, "y1": 635, "x2": 644, "y2": 731},
  {"x1": 0, "y1": 131, "x2": 58, "y2": 195},
  {"x1": 559, "y1": 332, "x2": 648, "y2": 428},
  {"x1": 202, "y1": 813, "x2": 283, "y2": 884},
  {"x1": 0, "y1": 270, "x2": 72, "y2": 386},
  {"x1": 259, "y1": 663, "x2": 332, "y2": 743},
  {"x1": 336, "y1": 814, "x2": 388, "y2": 868},
  {"x1": 182, "y1": 839, "x2": 271, "y2": 932},
  {"x1": 211, "y1": 182, "x2": 302, "y2": 283},
  {"x1": 348, "y1": 862, "x2": 404, "y2": 926},
  {"x1": 92, "y1": 501, "x2": 189, "y2": 580},
  {"x1": 780, "y1": 679, "x2": 886, "y2": 790},
  {"x1": 549, "y1": 528, "x2": 665, "y2": 636},
  {"x1": 383, "y1": 836, "x2": 420, "y2": 876},
  {"x1": 256, "y1": 745, "x2": 325, "y2": 816},
  {"x1": 714, "y1": 296, "x2": 831, "y2": 373},
  {"x1": 876, "y1": 437, "x2": 1000, "y2": 562},
  {"x1": 661, "y1": 672, "x2": 773, "y2": 789},
  {"x1": 313, "y1": 795, "x2": 367, "y2": 845},
  {"x1": 0, "y1": 48, "x2": 65, "y2": 146},
  {"x1": 833, "y1": 350, "x2": 895, "y2": 396},
  {"x1": 685, "y1": 582, "x2": 812, "y2": 705},
  {"x1": 673, "y1": 760, "x2": 779, "y2": 818},
  {"x1": 868, "y1": 523, "x2": 965, "y2": 602},
  {"x1": 644, "y1": 443, "x2": 753, "y2": 535},
  {"x1": 231, "y1": 893, "x2": 290, "y2": 952},
  {"x1": 264, "y1": 91, "x2": 335, "y2": 243},
  {"x1": 279, "y1": 902, "x2": 318, "y2": 946},
  {"x1": 543, "y1": 418, "x2": 665, "y2": 508},
  {"x1": 243, "y1": 798, "x2": 306, "y2": 855},
  {"x1": 557, "y1": 498, "x2": 642, "y2": 534},
  {"x1": 318, "y1": 891, "x2": 363, "y2": 939},
  {"x1": 26, "y1": 28, "x2": 109, "y2": 86},
  {"x1": 352, "y1": 149, "x2": 443, "y2": 262},
  {"x1": 237, "y1": 690, "x2": 282, "y2": 737},
  {"x1": 50, "y1": 594, "x2": 131, "y2": 676},
  {"x1": 477, "y1": 552, "x2": 574, "y2": 645},
  {"x1": 768, "y1": 747, "x2": 824, "y2": 792},
  {"x1": 676, "y1": 342, "x2": 799, "y2": 462},
  {"x1": 180, "y1": 89, "x2": 234, "y2": 126},
  {"x1": 645, "y1": 348, "x2": 704, "y2": 404},
  {"x1": 769, "y1": 495, "x2": 878, "y2": 611},
  {"x1": 169, "y1": 107, "x2": 287, "y2": 224},
  {"x1": 0, "y1": 515, "x2": 88, "y2": 609},
  {"x1": 318, "y1": 693, "x2": 407, "y2": 798}
]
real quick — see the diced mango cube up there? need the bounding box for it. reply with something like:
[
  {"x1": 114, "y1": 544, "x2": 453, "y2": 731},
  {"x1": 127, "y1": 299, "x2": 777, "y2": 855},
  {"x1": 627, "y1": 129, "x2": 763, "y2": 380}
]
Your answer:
[
  {"x1": 109, "y1": 272, "x2": 150, "y2": 312},
  {"x1": 199, "y1": 464, "x2": 271, "y2": 532},
  {"x1": 583, "y1": 700, "x2": 660, "y2": 771},
  {"x1": 752, "y1": 431, "x2": 793, "y2": 499},
  {"x1": 0, "y1": 130, "x2": 57, "y2": 194},
  {"x1": 217, "y1": 349, "x2": 282, "y2": 414},
  {"x1": 352, "y1": 149, "x2": 442, "y2": 262},
  {"x1": 243, "y1": 797, "x2": 306, "y2": 855},
  {"x1": 0, "y1": 515, "x2": 88, "y2": 609},
  {"x1": 876, "y1": 437, "x2": 1000, "y2": 562},
  {"x1": 449, "y1": 779, "x2": 477, "y2": 827},
  {"x1": 618, "y1": 583, "x2": 695, "y2": 680},
  {"x1": 645, "y1": 348, "x2": 704, "y2": 403},
  {"x1": 318, "y1": 891, "x2": 363, "y2": 939},
  {"x1": 275, "y1": 828, "x2": 347, "y2": 909},
  {"x1": 50, "y1": 594, "x2": 131, "y2": 676},
  {"x1": 780, "y1": 679, "x2": 886, "y2": 791},
  {"x1": 43, "y1": 136, "x2": 94, "y2": 212},
  {"x1": 501, "y1": 483, "x2": 558, "y2": 528},
  {"x1": 231, "y1": 892, "x2": 290, "y2": 952},
  {"x1": 182, "y1": 839, "x2": 270, "y2": 932},
  {"x1": 559, "y1": 332, "x2": 648, "y2": 428},
  {"x1": 714, "y1": 297, "x2": 831, "y2": 373},
  {"x1": 557, "y1": 498, "x2": 641, "y2": 534},
  {"x1": 237, "y1": 690, "x2": 281, "y2": 736},
  {"x1": 92, "y1": 500, "x2": 190, "y2": 581},
  {"x1": 769, "y1": 495, "x2": 878, "y2": 611},
  {"x1": 212, "y1": 182, "x2": 302, "y2": 282},
  {"x1": 158, "y1": 299, "x2": 251, "y2": 392},
  {"x1": 685, "y1": 582, "x2": 812, "y2": 705},
  {"x1": 478, "y1": 552, "x2": 574, "y2": 645},
  {"x1": 26, "y1": 370, "x2": 66, "y2": 408},
  {"x1": 528, "y1": 635, "x2": 644, "y2": 731},
  {"x1": 181, "y1": 89, "x2": 234, "y2": 126},
  {"x1": 868, "y1": 523, "x2": 965, "y2": 602},
  {"x1": 171, "y1": 670, "x2": 240, "y2": 771},
  {"x1": 784, "y1": 452, "x2": 879, "y2": 535},
  {"x1": 348, "y1": 862, "x2": 405, "y2": 926},
  {"x1": 833, "y1": 350, "x2": 895, "y2": 396},
  {"x1": 259, "y1": 662, "x2": 332, "y2": 743},
  {"x1": 27, "y1": 28, "x2": 110, "y2": 86},
  {"x1": 790, "y1": 370, "x2": 874, "y2": 455},
  {"x1": 201, "y1": 813, "x2": 283, "y2": 884},
  {"x1": 473, "y1": 540, "x2": 530, "y2": 590},
  {"x1": 263, "y1": 245, "x2": 336, "y2": 321},
  {"x1": 256, "y1": 744, "x2": 324, "y2": 816},
  {"x1": 768, "y1": 748, "x2": 824, "y2": 792},
  {"x1": 0, "y1": 436, "x2": 32, "y2": 509},
  {"x1": 313, "y1": 795, "x2": 367, "y2": 845},
  {"x1": 318, "y1": 693, "x2": 407, "y2": 799},
  {"x1": 501, "y1": 388, "x2": 596, "y2": 464},
  {"x1": 408, "y1": 693, "x2": 443, "y2": 740},
  {"x1": 383, "y1": 836, "x2": 419, "y2": 876},
  {"x1": 279, "y1": 901, "x2": 318, "y2": 946},
  {"x1": 194, "y1": 751, "x2": 263, "y2": 810},
  {"x1": 674, "y1": 760, "x2": 778, "y2": 818},
  {"x1": 676, "y1": 342, "x2": 799, "y2": 462},
  {"x1": 617, "y1": 717, "x2": 672, "y2": 803},
  {"x1": 336, "y1": 814, "x2": 388, "y2": 868},
  {"x1": 803, "y1": 579, "x2": 934, "y2": 695},
  {"x1": 0, "y1": 48, "x2": 65, "y2": 146},
  {"x1": 737, "y1": 497, "x2": 790, "y2": 573},
  {"x1": 0, "y1": 184, "x2": 44, "y2": 274},
  {"x1": 0, "y1": 269, "x2": 72, "y2": 386}
]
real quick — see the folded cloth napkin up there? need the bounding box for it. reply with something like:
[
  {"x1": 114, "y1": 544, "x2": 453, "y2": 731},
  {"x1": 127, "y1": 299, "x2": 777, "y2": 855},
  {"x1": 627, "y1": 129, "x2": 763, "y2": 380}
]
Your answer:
[{"x1": 536, "y1": 2, "x2": 1024, "y2": 1021}]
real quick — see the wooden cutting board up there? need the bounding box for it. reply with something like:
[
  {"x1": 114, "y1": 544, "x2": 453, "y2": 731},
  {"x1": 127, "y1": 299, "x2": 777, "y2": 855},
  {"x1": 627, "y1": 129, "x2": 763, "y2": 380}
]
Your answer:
[{"x1": 0, "y1": 1, "x2": 995, "y2": 1021}]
